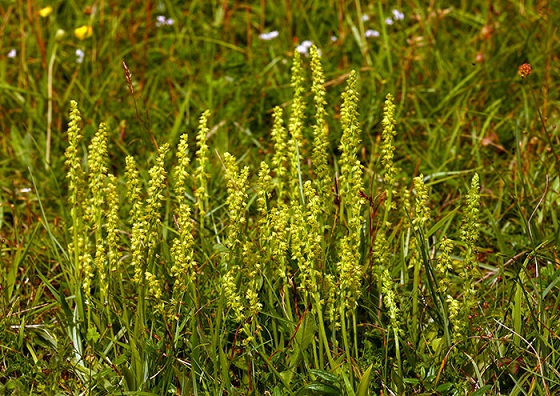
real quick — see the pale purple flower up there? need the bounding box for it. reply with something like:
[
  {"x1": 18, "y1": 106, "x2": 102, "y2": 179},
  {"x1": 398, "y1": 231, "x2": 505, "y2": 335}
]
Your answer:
[
  {"x1": 296, "y1": 44, "x2": 308, "y2": 55},
  {"x1": 392, "y1": 10, "x2": 405, "y2": 20},
  {"x1": 156, "y1": 15, "x2": 166, "y2": 26},
  {"x1": 8, "y1": 49, "x2": 16, "y2": 58},
  {"x1": 259, "y1": 31, "x2": 279, "y2": 40},
  {"x1": 76, "y1": 49, "x2": 84, "y2": 64},
  {"x1": 331, "y1": 35, "x2": 338, "y2": 42},
  {"x1": 365, "y1": 29, "x2": 380, "y2": 38},
  {"x1": 385, "y1": 17, "x2": 394, "y2": 25},
  {"x1": 361, "y1": 14, "x2": 370, "y2": 22},
  {"x1": 296, "y1": 40, "x2": 319, "y2": 56},
  {"x1": 156, "y1": 15, "x2": 174, "y2": 27}
]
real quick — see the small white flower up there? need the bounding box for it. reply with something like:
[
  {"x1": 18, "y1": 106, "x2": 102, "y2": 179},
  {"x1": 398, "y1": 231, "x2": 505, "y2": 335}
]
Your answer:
[
  {"x1": 361, "y1": 14, "x2": 370, "y2": 22},
  {"x1": 331, "y1": 35, "x2": 338, "y2": 42},
  {"x1": 55, "y1": 29, "x2": 66, "y2": 41},
  {"x1": 365, "y1": 29, "x2": 380, "y2": 38},
  {"x1": 76, "y1": 49, "x2": 84, "y2": 64},
  {"x1": 301, "y1": 40, "x2": 313, "y2": 49},
  {"x1": 392, "y1": 10, "x2": 405, "y2": 20},
  {"x1": 17, "y1": 187, "x2": 32, "y2": 194},
  {"x1": 259, "y1": 31, "x2": 279, "y2": 40},
  {"x1": 8, "y1": 49, "x2": 16, "y2": 58},
  {"x1": 385, "y1": 17, "x2": 394, "y2": 25}
]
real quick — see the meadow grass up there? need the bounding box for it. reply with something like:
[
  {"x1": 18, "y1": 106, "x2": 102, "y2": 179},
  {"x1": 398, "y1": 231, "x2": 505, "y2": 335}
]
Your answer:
[{"x1": 1, "y1": 1, "x2": 559, "y2": 395}]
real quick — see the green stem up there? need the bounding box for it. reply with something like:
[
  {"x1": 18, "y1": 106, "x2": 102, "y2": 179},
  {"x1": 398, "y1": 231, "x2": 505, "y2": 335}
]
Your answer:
[
  {"x1": 46, "y1": 42, "x2": 57, "y2": 168},
  {"x1": 352, "y1": 310, "x2": 358, "y2": 361},
  {"x1": 411, "y1": 249, "x2": 420, "y2": 345},
  {"x1": 526, "y1": 81, "x2": 560, "y2": 174},
  {"x1": 339, "y1": 305, "x2": 354, "y2": 384},
  {"x1": 393, "y1": 327, "x2": 402, "y2": 390},
  {"x1": 314, "y1": 293, "x2": 335, "y2": 368}
]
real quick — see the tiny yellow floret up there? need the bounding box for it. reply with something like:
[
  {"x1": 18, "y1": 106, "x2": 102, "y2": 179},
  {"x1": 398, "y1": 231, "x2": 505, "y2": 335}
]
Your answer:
[
  {"x1": 74, "y1": 25, "x2": 93, "y2": 40},
  {"x1": 39, "y1": 6, "x2": 53, "y2": 17}
]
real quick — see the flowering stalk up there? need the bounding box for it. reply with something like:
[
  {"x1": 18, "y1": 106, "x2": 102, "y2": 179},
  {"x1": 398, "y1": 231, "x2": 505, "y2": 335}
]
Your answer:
[
  {"x1": 304, "y1": 181, "x2": 335, "y2": 368},
  {"x1": 288, "y1": 50, "x2": 306, "y2": 205},
  {"x1": 87, "y1": 123, "x2": 109, "y2": 307},
  {"x1": 372, "y1": 92, "x2": 403, "y2": 381},
  {"x1": 410, "y1": 175, "x2": 430, "y2": 344},
  {"x1": 64, "y1": 101, "x2": 87, "y2": 283},
  {"x1": 310, "y1": 45, "x2": 331, "y2": 205},
  {"x1": 194, "y1": 110, "x2": 211, "y2": 233},
  {"x1": 336, "y1": 70, "x2": 365, "y2": 367},
  {"x1": 171, "y1": 132, "x2": 197, "y2": 294},
  {"x1": 459, "y1": 173, "x2": 481, "y2": 326},
  {"x1": 221, "y1": 152, "x2": 250, "y2": 323},
  {"x1": 435, "y1": 236, "x2": 454, "y2": 346},
  {"x1": 337, "y1": 70, "x2": 364, "y2": 311},
  {"x1": 380, "y1": 93, "x2": 398, "y2": 226},
  {"x1": 105, "y1": 174, "x2": 120, "y2": 276},
  {"x1": 125, "y1": 156, "x2": 146, "y2": 285},
  {"x1": 144, "y1": 143, "x2": 169, "y2": 313},
  {"x1": 271, "y1": 107, "x2": 289, "y2": 205}
]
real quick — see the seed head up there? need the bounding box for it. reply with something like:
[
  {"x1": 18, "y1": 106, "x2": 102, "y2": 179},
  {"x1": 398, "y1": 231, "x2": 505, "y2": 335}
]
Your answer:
[{"x1": 517, "y1": 63, "x2": 532, "y2": 79}]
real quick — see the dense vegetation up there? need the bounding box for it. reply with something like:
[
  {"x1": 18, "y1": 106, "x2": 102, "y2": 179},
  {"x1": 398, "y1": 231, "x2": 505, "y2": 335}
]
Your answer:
[{"x1": 1, "y1": 1, "x2": 559, "y2": 394}]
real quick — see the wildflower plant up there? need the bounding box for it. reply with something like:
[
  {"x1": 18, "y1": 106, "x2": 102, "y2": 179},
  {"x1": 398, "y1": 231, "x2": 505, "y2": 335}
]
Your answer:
[
  {"x1": 371, "y1": 92, "x2": 403, "y2": 381},
  {"x1": 271, "y1": 106, "x2": 289, "y2": 204},
  {"x1": 42, "y1": 32, "x2": 560, "y2": 395},
  {"x1": 105, "y1": 174, "x2": 120, "y2": 283},
  {"x1": 221, "y1": 152, "x2": 251, "y2": 324},
  {"x1": 335, "y1": 70, "x2": 366, "y2": 370},
  {"x1": 64, "y1": 101, "x2": 87, "y2": 282},
  {"x1": 380, "y1": 93, "x2": 398, "y2": 221},
  {"x1": 170, "y1": 131, "x2": 197, "y2": 296},
  {"x1": 194, "y1": 110, "x2": 211, "y2": 231},
  {"x1": 410, "y1": 175, "x2": 430, "y2": 344},
  {"x1": 143, "y1": 144, "x2": 170, "y2": 308},
  {"x1": 337, "y1": 70, "x2": 365, "y2": 313},
  {"x1": 287, "y1": 50, "x2": 306, "y2": 204},
  {"x1": 310, "y1": 45, "x2": 331, "y2": 205},
  {"x1": 457, "y1": 173, "x2": 481, "y2": 335},
  {"x1": 125, "y1": 156, "x2": 146, "y2": 284}
]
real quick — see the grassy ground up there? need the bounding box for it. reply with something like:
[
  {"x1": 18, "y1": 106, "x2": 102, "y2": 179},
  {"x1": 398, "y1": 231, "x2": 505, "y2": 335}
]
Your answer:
[{"x1": 1, "y1": 1, "x2": 559, "y2": 395}]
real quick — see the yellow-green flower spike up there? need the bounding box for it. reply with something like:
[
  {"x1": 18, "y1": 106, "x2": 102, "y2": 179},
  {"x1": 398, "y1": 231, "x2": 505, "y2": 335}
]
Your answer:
[
  {"x1": 310, "y1": 45, "x2": 330, "y2": 201},
  {"x1": 194, "y1": 110, "x2": 211, "y2": 226}
]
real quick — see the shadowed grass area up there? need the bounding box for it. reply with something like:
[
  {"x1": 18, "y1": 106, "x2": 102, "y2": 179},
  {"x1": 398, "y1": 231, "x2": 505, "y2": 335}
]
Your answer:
[{"x1": 1, "y1": 1, "x2": 559, "y2": 394}]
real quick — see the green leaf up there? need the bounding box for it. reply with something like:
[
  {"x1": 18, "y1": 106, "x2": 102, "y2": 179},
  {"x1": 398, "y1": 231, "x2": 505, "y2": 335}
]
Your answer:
[
  {"x1": 86, "y1": 326, "x2": 100, "y2": 343},
  {"x1": 357, "y1": 364, "x2": 373, "y2": 396},
  {"x1": 310, "y1": 369, "x2": 338, "y2": 384},
  {"x1": 121, "y1": 366, "x2": 136, "y2": 391},
  {"x1": 435, "y1": 383, "x2": 453, "y2": 392},
  {"x1": 288, "y1": 313, "x2": 317, "y2": 369},
  {"x1": 298, "y1": 382, "x2": 341, "y2": 396}
]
